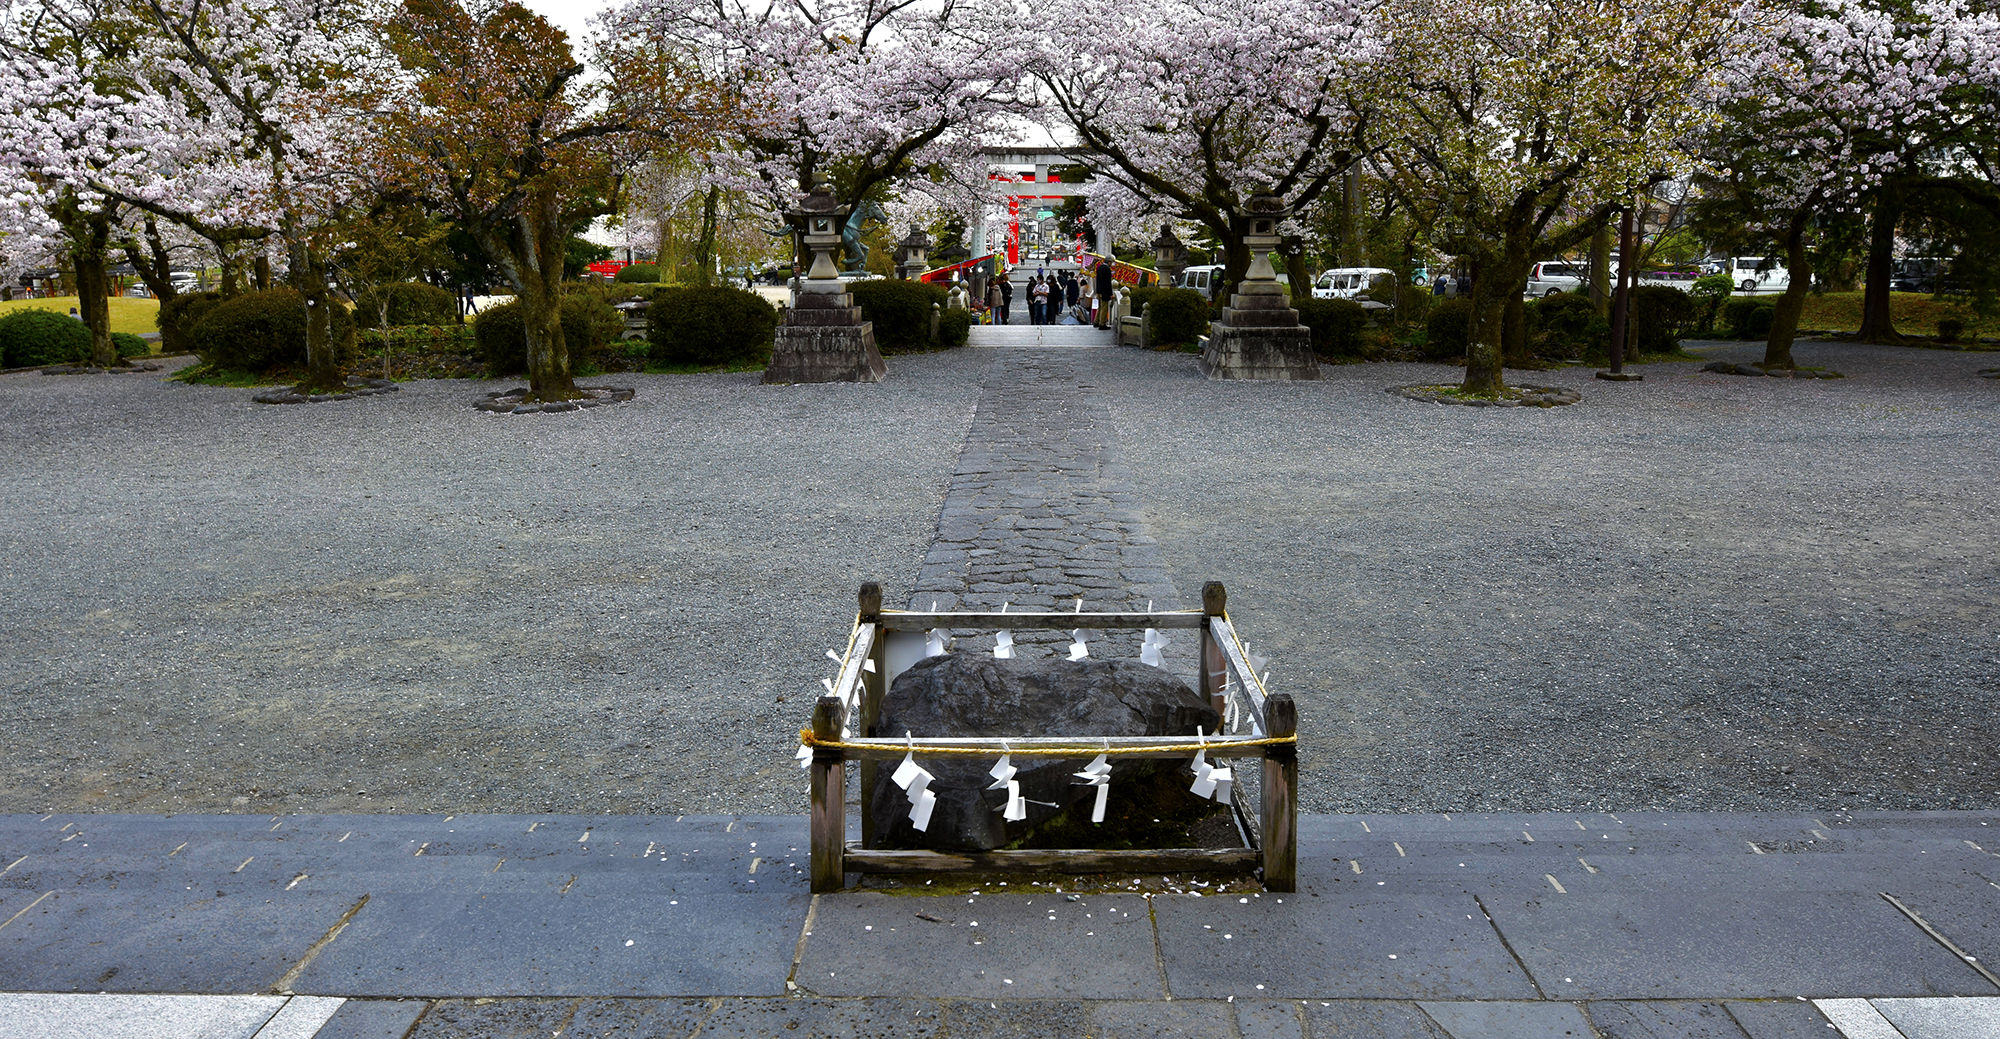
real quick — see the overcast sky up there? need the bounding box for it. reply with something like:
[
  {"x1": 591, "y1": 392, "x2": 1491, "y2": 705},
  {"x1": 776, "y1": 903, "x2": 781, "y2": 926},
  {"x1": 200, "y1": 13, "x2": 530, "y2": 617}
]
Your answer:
[{"x1": 517, "y1": 0, "x2": 604, "y2": 46}]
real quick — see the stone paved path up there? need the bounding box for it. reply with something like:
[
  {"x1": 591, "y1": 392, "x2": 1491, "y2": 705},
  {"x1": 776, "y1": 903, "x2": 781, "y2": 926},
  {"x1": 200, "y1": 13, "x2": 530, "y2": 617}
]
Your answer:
[{"x1": 909, "y1": 327, "x2": 1189, "y2": 661}]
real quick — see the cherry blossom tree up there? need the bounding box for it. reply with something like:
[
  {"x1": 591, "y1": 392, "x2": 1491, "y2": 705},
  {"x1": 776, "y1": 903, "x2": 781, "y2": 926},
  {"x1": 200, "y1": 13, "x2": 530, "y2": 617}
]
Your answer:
[
  {"x1": 615, "y1": 0, "x2": 1030, "y2": 249},
  {"x1": 1372, "y1": 0, "x2": 1739, "y2": 395},
  {"x1": 1693, "y1": 0, "x2": 1981, "y2": 366},
  {"x1": 1030, "y1": 0, "x2": 1376, "y2": 292},
  {"x1": 378, "y1": 0, "x2": 718, "y2": 401}
]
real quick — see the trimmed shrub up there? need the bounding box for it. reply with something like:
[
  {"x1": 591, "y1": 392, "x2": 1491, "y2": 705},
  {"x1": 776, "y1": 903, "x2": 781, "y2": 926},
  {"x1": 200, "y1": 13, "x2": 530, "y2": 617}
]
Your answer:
[
  {"x1": 1628, "y1": 285, "x2": 1697, "y2": 356},
  {"x1": 188, "y1": 288, "x2": 357, "y2": 372},
  {"x1": 1139, "y1": 287, "x2": 1209, "y2": 347},
  {"x1": 1424, "y1": 297, "x2": 1475, "y2": 360},
  {"x1": 476, "y1": 292, "x2": 624, "y2": 376},
  {"x1": 644, "y1": 285, "x2": 779, "y2": 367},
  {"x1": 1937, "y1": 318, "x2": 1964, "y2": 343},
  {"x1": 157, "y1": 290, "x2": 225, "y2": 355},
  {"x1": 0, "y1": 308, "x2": 90, "y2": 367},
  {"x1": 1527, "y1": 292, "x2": 1605, "y2": 360},
  {"x1": 1293, "y1": 297, "x2": 1369, "y2": 356},
  {"x1": 613, "y1": 263, "x2": 662, "y2": 284},
  {"x1": 938, "y1": 307, "x2": 973, "y2": 348},
  {"x1": 112, "y1": 332, "x2": 149, "y2": 358},
  {"x1": 1722, "y1": 297, "x2": 1777, "y2": 340},
  {"x1": 1689, "y1": 273, "x2": 1734, "y2": 334},
  {"x1": 848, "y1": 279, "x2": 947, "y2": 351},
  {"x1": 351, "y1": 281, "x2": 456, "y2": 327}
]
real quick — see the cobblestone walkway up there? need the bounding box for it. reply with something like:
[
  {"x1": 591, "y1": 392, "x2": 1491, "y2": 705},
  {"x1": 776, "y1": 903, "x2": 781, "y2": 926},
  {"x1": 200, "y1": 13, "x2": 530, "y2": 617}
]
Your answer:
[{"x1": 907, "y1": 335, "x2": 1189, "y2": 659}]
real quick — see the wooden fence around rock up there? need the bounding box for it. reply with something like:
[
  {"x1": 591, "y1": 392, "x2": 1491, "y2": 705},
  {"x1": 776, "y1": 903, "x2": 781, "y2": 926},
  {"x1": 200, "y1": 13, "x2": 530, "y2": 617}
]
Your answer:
[{"x1": 805, "y1": 580, "x2": 1297, "y2": 893}]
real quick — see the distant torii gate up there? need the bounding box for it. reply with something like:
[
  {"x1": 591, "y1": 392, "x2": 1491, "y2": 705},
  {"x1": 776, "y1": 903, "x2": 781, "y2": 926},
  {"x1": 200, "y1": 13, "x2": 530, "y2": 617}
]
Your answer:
[{"x1": 980, "y1": 147, "x2": 1098, "y2": 267}]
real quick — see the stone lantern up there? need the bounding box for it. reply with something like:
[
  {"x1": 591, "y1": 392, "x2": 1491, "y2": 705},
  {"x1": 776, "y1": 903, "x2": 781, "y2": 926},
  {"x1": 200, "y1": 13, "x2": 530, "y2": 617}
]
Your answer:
[
  {"x1": 897, "y1": 226, "x2": 932, "y2": 281},
  {"x1": 765, "y1": 181, "x2": 887, "y2": 385},
  {"x1": 794, "y1": 180, "x2": 847, "y2": 288},
  {"x1": 1151, "y1": 224, "x2": 1187, "y2": 284},
  {"x1": 1201, "y1": 188, "x2": 1319, "y2": 382}
]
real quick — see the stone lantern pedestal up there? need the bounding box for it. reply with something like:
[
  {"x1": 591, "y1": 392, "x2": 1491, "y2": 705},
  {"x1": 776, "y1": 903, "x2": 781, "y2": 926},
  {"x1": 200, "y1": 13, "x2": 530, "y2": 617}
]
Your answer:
[
  {"x1": 764, "y1": 183, "x2": 887, "y2": 385},
  {"x1": 1201, "y1": 193, "x2": 1320, "y2": 381}
]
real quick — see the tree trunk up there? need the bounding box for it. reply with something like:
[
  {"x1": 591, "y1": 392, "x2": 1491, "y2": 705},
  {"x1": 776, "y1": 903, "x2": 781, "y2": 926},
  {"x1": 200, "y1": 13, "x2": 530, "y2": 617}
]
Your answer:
[
  {"x1": 1218, "y1": 235, "x2": 1251, "y2": 304},
  {"x1": 68, "y1": 212, "x2": 118, "y2": 367},
  {"x1": 1763, "y1": 220, "x2": 1811, "y2": 369},
  {"x1": 1464, "y1": 240, "x2": 1532, "y2": 394},
  {"x1": 1589, "y1": 222, "x2": 1612, "y2": 317},
  {"x1": 1281, "y1": 242, "x2": 1314, "y2": 306},
  {"x1": 496, "y1": 194, "x2": 581, "y2": 402},
  {"x1": 254, "y1": 255, "x2": 272, "y2": 291},
  {"x1": 1501, "y1": 291, "x2": 1528, "y2": 368},
  {"x1": 1339, "y1": 170, "x2": 1362, "y2": 267},
  {"x1": 693, "y1": 184, "x2": 721, "y2": 288},
  {"x1": 124, "y1": 216, "x2": 180, "y2": 305},
  {"x1": 1856, "y1": 181, "x2": 1902, "y2": 343},
  {"x1": 291, "y1": 245, "x2": 342, "y2": 392}
]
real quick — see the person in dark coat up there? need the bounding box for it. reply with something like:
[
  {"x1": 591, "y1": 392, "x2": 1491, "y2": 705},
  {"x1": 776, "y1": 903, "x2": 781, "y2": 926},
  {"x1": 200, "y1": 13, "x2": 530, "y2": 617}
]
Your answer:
[
  {"x1": 1093, "y1": 261, "x2": 1115, "y2": 328},
  {"x1": 997, "y1": 275, "x2": 1014, "y2": 324},
  {"x1": 1064, "y1": 272, "x2": 1080, "y2": 319}
]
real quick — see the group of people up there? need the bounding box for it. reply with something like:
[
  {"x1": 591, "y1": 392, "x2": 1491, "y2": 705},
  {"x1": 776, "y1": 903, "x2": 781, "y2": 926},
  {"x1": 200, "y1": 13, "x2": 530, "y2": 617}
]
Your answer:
[{"x1": 980, "y1": 261, "x2": 1121, "y2": 327}]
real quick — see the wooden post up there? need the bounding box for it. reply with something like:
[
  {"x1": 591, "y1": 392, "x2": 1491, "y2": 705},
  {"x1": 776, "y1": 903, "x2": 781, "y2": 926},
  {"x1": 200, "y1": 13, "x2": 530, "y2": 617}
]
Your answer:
[
  {"x1": 857, "y1": 582, "x2": 885, "y2": 848},
  {"x1": 1201, "y1": 582, "x2": 1228, "y2": 719},
  {"x1": 810, "y1": 694, "x2": 847, "y2": 892},
  {"x1": 1261, "y1": 693, "x2": 1297, "y2": 892}
]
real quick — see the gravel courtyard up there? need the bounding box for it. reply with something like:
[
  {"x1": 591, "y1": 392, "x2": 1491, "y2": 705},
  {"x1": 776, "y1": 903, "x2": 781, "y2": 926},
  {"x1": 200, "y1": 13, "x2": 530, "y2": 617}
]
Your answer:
[{"x1": 2, "y1": 340, "x2": 1994, "y2": 817}]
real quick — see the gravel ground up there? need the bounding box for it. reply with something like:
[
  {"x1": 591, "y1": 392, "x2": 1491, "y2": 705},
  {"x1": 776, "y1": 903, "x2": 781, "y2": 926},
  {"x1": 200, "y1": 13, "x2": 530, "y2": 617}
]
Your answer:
[
  {"x1": 0, "y1": 355, "x2": 985, "y2": 816},
  {"x1": 1097, "y1": 340, "x2": 2000, "y2": 814},
  {"x1": 3, "y1": 340, "x2": 1995, "y2": 818}
]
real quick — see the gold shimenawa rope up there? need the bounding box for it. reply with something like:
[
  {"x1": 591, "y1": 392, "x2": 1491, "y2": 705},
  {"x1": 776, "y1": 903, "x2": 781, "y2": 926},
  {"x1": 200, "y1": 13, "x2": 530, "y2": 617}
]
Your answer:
[{"x1": 798, "y1": 732, "x2": 1295, "y2": 756}]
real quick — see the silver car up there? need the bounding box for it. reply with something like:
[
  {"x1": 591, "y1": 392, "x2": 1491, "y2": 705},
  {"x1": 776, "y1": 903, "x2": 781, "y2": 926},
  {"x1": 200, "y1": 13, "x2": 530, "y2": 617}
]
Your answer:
[{"x1": 1524, "y1": 261, "x2": 1587, "y2": 297}]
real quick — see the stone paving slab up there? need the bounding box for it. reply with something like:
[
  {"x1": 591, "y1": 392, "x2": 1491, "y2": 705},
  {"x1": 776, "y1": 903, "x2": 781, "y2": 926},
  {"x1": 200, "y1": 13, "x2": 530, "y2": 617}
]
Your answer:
[
  {"x1": 1152, "y1": 892, "x2": 1538, "y2": 1000},
  {"x1": 1723, "y1": 999, "x2": 1844, "y2": 1039},
  {"x1": 1417, "y1": 1000, "x2": 1597, "y2": 1038},
  {"x1": 1583, "y1": 1000, "x2": 1753, "y2": 1038},
  {"x1": 288, "y1": 891, "x2": 806, "y2": 998},
  {"x1": 310, "y1": 999, "x2": 430, "y2": 1039},
  {"x1": 0, "y1": 889, "x2": 360, "y2": 993},
  {"x1": 1482, "y1": 890, "x2": 2000, "y2": 999},
  {"x1": 798, "y1": 892, "x2": 1162, "y2": 1000},
  {"x1": 1869, "y1": 996, "x2": 2000, "y2": 1038},
  {"x1": 0, "y1": 993, "x2": 285, "y2": 1039}
]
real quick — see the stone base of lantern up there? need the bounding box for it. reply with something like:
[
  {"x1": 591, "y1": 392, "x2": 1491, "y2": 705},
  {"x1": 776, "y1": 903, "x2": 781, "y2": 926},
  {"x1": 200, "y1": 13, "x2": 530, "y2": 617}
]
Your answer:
[
  {"x1": 763, "y1": 286, "x2": 887, "y2": 385},
  {"x1": 1200, "y1": 289, "x2": 1320, "y2": 381}
]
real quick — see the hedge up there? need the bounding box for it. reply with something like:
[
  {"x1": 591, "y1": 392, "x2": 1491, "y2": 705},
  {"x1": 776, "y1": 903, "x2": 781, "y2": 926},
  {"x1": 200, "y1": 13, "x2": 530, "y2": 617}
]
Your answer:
[
  {"x1": 848, "y1": 279, "x2": 947, "y2": 351},
  {"x1": 1527, "y1": 293, "x2": 1604, "y2": 360},
  {"x1": 1135, "y1": 287, "x2": 1209, "y2": 347},
  {"x1": 188, "y1": 288, "x2": 357, "y2": 372},
  {"x1": 1424, "y1": 297, "x2": 1474, "y2": 360},
  {"x1": 1628, "y1": 285, "x2": 1697, "y2": 356},
  {"x1": 157, "y1": 290, "x2": 225, "y2": 355},
  {"x1": 1722, "y1": 297, "x2": 1777, "y2": 340},
  {"x1": 644, "y1": 285, "x2": 779, "y2": 367},
  {"x1": 614, "y1": 263, "x2": 662, "y2": 284},
  {"x1": 938, "y1": 307, "x2": 973, "y2": 348},
  {"x1": 1293, "y1": 297, "x2": 1369, "y2": 356},
  {"x1": 352, "y1": 281, "x2": 457, "y2": 327},
  {"x1": 112, "y1": 331, "x2": 149, "y2": 358},
  {"x1": 0, "y1": 308, "x2": 90, "y2": 367},
  {"x1": 476, "y1": 293, "x2": 622, "y2": 376}
]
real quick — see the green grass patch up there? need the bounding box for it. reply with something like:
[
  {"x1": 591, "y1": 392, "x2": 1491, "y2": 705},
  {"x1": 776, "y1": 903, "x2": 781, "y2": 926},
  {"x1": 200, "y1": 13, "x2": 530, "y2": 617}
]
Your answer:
[
  {"x1": 1796, "y1": 292, "x2": 1997, "y2": 338},
  {"x1": 0, "y1": 296, "x2": 161, "y2": 338},
  {"x1": 170, "y1": 361, "x2": 294, "y2": 387}
]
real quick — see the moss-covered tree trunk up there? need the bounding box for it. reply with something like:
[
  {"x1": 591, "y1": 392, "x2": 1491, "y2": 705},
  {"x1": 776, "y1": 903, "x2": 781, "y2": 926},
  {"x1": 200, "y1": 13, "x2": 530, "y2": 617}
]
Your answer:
[
  {"x1": 1589, "y1": 222, "x2": 1612, "y2": 318},
  {"x1": 288, "y1": 241, "x2": 342, "y2": 393},
  {"x1": 1501, "y1": 291, "x2": 1529, "y2": 368},
  {"x1": 487, "y1": 189, "x2": 579, "y2": 402},
  {"x1": 1764, "y1": 218, "x2": 1812, "y2": 369},
  {"x1": 692, "y1": 185, "x2": 721, "y2": 288},
  {"x1": 1464, "y1": 237, "x2": 1534, "y2": 395},
  {"x1": 1856, "y1": 180, "x2": 1903, "y2": 343},
  {"x1": 66, "y1": 209, "x2": 118, "y2": 368}
]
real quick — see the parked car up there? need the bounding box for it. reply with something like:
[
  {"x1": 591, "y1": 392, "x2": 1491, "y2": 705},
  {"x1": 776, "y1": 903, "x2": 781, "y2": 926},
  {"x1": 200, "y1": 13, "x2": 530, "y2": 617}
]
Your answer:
[
  {"x1": 1724, "y1": 257, "x2": 1789, "y2": 293},
  {"x1": 1171, "y1": 264, "x2": 1225, "y2": 301},
  {"x1": 1523, "y1": 260, "x2": 1588, "y2": 297},
  {"x1": 1891, "y1": 257, "x2": 1945, "y2": 294},
  {"x1": 170, "y1": 271, "x2": 201, "y2": 293},
  {"x1": 1313, "y1": 267, "x2": 1396, "y2": 309}
]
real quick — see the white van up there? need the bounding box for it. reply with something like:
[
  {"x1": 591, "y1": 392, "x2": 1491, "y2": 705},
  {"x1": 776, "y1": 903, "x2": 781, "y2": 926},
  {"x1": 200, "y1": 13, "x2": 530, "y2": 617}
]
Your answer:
[
  {"x1": 1523, "y1": 260, "x2": 1587, "y2": 297},
  {"x1": 1172, "y1": 265, "x2": 1224, "y2": 300},
  {"x1": 1313, "y1": 267, "x2": 1396, "y2": 308},
  {"x1": 1725, "y1": 257, "x2": 1789, "y2": 293}
]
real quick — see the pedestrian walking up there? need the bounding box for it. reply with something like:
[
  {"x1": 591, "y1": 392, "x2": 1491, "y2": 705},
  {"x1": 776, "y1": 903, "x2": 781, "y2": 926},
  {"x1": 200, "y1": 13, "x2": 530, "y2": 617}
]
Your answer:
[
  {"x1": 1093, "y1": 260, "x2": 1115, "y2": 328},
  {"x1": 986, "y1": 278, "x2": 1004, "y2": 323},
  {"x1": 1030, "y1": 276, "x2": 1051, "y2": 325},
  {"x1": 998, "y1": 275, "x2": 1014, "y2": 324},
  {"x1": 1064, "y1": 272, "x2": 1080, "y2": 319}
]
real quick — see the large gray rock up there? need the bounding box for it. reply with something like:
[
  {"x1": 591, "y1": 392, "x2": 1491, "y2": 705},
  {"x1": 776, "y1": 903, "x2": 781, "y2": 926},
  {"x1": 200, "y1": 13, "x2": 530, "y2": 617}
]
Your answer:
[{"x1": 867, "y1": 654, "x2": 1219, "y2": 852}]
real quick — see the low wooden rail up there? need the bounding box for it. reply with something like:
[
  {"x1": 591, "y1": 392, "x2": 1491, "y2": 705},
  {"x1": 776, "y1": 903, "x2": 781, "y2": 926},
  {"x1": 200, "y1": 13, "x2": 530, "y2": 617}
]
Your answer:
[{"x1": 806, "y1": 580, "x2": 1297, "y2": 893}]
